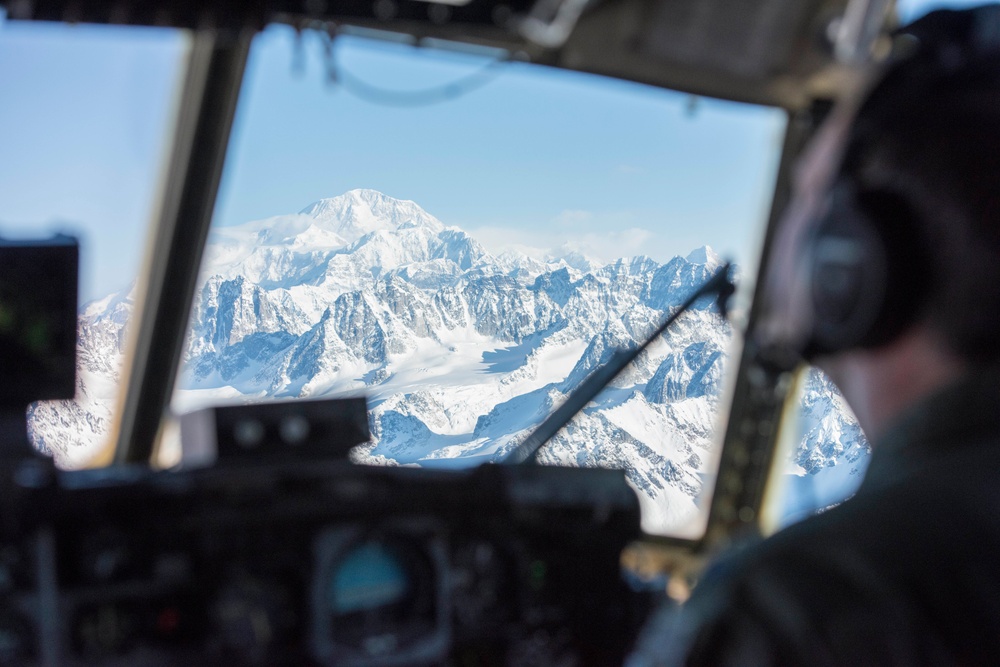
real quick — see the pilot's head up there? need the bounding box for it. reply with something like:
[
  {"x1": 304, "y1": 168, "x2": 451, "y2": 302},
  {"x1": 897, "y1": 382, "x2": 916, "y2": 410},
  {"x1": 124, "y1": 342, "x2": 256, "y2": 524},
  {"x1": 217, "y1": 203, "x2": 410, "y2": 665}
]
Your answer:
[{"x1": 760, "y1": 5, "x2": 1000, "y2": 370}]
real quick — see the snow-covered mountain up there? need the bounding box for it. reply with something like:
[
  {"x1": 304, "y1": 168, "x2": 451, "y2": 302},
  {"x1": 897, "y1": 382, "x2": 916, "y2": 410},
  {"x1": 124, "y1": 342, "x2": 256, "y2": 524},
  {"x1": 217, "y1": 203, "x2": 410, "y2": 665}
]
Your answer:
[
  {"x1": 28, "y1": 189, "x2": 869, "y2": 536},
  {"x1": 27, "y1": 285, "x2": 135, "y2": 467}
]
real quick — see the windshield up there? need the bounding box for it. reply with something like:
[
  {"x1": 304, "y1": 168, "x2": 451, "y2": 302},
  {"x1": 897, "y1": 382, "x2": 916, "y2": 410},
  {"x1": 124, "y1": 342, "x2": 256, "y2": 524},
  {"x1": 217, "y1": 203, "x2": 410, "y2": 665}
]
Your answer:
[
  {"x1": 768, "y1": 367, "x2": 870, "y2": 528},
  {"x1": 163, "y1": 25, "x2": 785, "y2": 537},
  {"x1": 0, "y1": 14, "x2": 187, "y2": 468}
]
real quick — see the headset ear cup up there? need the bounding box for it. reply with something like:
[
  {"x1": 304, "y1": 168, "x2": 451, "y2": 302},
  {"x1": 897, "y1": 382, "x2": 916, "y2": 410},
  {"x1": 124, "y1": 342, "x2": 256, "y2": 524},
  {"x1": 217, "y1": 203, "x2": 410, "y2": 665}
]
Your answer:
[
  {"x1": 807, "y1": 185, "x2": 891, "y2": 355},
  {"x1": 806, "y1": 184, "x2": 928, "y2": 357}
]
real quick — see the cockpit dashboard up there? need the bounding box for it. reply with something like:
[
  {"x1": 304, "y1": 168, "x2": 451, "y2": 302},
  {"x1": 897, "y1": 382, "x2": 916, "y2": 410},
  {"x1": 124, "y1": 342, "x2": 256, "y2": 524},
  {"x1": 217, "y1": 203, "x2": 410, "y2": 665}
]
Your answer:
[{"x1": 0, "y1": 439, "x2": 646, "y2": 665}]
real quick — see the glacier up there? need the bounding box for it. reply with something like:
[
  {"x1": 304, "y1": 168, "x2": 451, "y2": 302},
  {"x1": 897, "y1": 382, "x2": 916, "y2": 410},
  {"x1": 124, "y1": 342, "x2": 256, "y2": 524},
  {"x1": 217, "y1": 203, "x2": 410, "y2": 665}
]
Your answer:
[{"x1": 27, "y1": 188, "x2": 869, "y2": 536}]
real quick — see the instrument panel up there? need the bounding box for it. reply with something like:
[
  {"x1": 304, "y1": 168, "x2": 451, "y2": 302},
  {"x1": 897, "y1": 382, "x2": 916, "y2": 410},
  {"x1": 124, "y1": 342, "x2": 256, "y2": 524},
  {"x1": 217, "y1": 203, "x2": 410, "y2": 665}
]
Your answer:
[{"x1": 0, "y1": 459, "x2": 650, "y2": 666}]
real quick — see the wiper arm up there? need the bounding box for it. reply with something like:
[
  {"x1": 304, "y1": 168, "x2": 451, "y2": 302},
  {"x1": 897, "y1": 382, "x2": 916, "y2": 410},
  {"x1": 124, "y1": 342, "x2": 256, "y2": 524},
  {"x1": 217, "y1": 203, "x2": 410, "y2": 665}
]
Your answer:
[{"x1": 502, "y1": 263, "x2": 735, "y2": 466}]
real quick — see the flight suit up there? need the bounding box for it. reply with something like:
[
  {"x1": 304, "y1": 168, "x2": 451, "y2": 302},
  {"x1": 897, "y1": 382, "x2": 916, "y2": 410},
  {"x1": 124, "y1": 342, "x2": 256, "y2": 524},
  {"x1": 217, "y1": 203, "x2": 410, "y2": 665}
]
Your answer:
[{"x1": 630, "y1": 365, "x2": 1000, "y2": 666}]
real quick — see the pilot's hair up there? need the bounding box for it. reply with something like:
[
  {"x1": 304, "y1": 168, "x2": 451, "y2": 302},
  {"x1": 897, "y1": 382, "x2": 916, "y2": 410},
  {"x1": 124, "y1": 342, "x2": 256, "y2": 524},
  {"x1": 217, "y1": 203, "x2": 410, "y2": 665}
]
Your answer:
[{"x1": 839, "y1": 6, "x2": 1000, "y2": 361}]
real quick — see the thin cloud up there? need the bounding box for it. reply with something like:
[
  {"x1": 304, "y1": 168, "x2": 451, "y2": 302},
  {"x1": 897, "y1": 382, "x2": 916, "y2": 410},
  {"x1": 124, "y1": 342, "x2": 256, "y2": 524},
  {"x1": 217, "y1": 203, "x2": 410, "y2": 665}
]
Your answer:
[
  {"x1": 468, "y1": 223, "x2": 658, "y2": 265},
  {"x1": 552, "y1": 209, "x2": 594, "y2": 227}
]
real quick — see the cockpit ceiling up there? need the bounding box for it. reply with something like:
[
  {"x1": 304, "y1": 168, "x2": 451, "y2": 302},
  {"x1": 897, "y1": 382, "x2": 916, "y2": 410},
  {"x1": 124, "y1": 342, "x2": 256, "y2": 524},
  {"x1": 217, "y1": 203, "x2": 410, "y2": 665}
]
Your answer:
[
  {"x1": 563, "y1": 0, "x2": 873, "y2": 108},
  {"x1": 4, "y1": 0, "x2": 879, "y2": 107}
]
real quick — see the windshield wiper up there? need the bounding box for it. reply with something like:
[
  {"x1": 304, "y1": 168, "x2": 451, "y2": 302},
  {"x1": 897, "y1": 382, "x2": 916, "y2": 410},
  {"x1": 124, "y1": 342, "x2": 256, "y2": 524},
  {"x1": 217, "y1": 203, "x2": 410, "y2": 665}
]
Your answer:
[{"x1": 502, "y1": 263, "x2": 735, "y2": 465}]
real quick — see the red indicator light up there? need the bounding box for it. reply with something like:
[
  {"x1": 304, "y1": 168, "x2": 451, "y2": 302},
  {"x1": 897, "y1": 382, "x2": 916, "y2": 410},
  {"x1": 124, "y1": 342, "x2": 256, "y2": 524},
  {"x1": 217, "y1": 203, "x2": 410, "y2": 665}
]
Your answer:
[{"x1": 156, "y1": 607, "x2": 180, "y2": 636}]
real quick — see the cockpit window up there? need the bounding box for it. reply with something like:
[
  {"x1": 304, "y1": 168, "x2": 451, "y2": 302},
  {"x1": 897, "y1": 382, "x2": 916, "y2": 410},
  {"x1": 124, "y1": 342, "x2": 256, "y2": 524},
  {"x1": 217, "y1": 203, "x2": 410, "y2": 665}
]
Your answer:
[
  {"x1": 166, "y1": 25, "x2": 787, "y2": 537},
  {"x1": 0, "y1": 15, "x2": 187, "y2": 468},
  {"x1": 771, "y1": 366, "x2": 870, "y2": 528}
]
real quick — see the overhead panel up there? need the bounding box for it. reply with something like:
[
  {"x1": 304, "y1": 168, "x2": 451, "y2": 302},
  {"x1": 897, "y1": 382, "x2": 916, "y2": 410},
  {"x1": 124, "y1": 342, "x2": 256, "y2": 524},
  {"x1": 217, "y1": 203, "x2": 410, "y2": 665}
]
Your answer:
[
  {"x1": 556, "y1": 0, "x2": 869, "y2": 108},
  {"x1": 639, "y1": 0, "x2": 816, "y2": 79},
  {"x1": 3, "y1": 0, "x2": 888, "y2": 107}
]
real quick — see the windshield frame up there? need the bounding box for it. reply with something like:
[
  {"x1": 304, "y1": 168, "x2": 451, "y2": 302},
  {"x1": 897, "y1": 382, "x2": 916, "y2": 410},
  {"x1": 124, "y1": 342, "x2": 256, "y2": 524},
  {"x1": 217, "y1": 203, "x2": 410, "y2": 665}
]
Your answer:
[{"x1": 113, "y1": 29, "x2": 253, "y2": 464}]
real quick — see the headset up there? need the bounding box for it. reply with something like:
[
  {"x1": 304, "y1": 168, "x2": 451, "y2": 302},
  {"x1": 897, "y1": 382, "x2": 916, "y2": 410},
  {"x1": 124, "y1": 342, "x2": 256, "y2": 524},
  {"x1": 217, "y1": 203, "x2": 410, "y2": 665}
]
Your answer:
[
  {"x1": 805, "y1": 182, "x2": 927, "y2": 355},
  {"x1": 802, "y1": 4, "x2": 1000, "y2": 358}
]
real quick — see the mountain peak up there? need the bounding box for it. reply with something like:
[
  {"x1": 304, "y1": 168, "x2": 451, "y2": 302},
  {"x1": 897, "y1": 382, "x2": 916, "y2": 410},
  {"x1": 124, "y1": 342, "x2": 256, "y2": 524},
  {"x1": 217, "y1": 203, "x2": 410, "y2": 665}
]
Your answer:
[
  {"x1": 299, "y1": 188, "x2": 391, "y2": 215},
  {"x1": 545, "y1": 244, "x2": 600, "y2": 273},
  {"x1": 299, "y1": 189, "x2": 444, "y2": 243},
  {"x1": 685, "y1": 245, "x2": 720, "y2": 266}
]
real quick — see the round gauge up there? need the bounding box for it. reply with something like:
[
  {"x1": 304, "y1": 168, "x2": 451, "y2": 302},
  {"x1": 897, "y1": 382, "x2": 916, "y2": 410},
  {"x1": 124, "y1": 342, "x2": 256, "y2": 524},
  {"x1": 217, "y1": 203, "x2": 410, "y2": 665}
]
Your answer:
[
  {"x1": 324, "y1": 537, "x2": 438, "y2": 655},
  {"x1": 450, "y1": 541, "x2": 512, "y2": 631},
  {"x1": 212, "y1": 574, "x2": 296, "y2": 664},
  {"x1": 74, "y1": 604, "x2": 136, "y2": 658},
  {"x1": 78, "y1": 527, "x2": 132, "y2": 583},
  {"x1": 329, "y1": 542, "x2": 410, "y2": 615}
]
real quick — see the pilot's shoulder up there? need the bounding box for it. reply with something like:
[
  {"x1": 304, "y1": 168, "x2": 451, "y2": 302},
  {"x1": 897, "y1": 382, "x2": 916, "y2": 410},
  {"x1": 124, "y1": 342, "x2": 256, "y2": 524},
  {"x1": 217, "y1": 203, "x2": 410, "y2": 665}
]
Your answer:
[{"x1": 679, "y1": 482, "x2": 1000, "y2": 666}]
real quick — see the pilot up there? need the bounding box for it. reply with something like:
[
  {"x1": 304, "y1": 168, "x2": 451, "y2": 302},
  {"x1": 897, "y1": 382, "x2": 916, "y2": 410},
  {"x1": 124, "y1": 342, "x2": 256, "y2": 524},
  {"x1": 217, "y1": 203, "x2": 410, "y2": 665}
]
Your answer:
[{"x1": 630, "y1": 5, "x2": 1000, "y2": 665}]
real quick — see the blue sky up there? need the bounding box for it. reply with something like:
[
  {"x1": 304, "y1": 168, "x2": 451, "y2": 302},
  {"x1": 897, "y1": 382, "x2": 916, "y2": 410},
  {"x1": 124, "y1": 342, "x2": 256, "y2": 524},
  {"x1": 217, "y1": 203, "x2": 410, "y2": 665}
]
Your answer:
[
  {"x1": 0, "y1": 0, "x2": 987, "y2": 302},
  {"x1": 896, "y1": 0, "x2": 989, "y2": 19},
  {"x1": 0, "y1": 20, "x2": 184, "y2": 303},
  {"x1": 215, "y1": 28, "x2": 784, "y2": 267}
]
